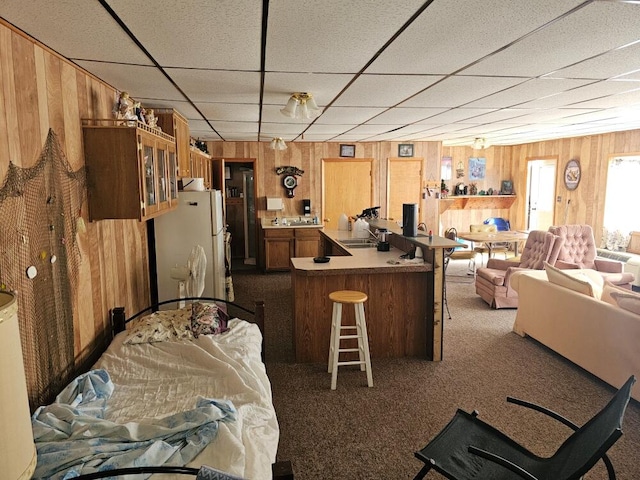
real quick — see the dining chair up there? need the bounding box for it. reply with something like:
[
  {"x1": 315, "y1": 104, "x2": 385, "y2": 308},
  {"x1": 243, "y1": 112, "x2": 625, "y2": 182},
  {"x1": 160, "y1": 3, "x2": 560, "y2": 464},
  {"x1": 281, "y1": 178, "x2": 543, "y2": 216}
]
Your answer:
[{"x1": 469, "y1": 224, "x2": 509, "y2": 266}]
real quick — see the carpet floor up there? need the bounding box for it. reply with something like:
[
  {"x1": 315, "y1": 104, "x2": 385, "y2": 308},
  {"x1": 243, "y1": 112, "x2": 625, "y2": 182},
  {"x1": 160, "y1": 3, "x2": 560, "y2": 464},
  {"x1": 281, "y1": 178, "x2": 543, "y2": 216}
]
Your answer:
[{"x1": 231, "y1": 261, "x2": 640, "y2": 480}]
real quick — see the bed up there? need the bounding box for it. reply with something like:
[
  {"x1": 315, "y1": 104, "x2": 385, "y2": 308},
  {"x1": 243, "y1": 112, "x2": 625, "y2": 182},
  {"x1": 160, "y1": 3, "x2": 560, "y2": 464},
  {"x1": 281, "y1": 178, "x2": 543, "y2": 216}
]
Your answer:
[{"x1": 31, "y1": 297, "x2": 290, "y2": 480}]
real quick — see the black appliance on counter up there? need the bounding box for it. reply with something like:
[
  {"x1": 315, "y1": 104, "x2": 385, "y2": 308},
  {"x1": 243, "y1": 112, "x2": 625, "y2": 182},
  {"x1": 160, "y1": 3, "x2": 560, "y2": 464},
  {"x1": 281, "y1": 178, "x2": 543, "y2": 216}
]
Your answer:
[{"x1": 402, "y1": 203, "x2": 418, "y2": 237}]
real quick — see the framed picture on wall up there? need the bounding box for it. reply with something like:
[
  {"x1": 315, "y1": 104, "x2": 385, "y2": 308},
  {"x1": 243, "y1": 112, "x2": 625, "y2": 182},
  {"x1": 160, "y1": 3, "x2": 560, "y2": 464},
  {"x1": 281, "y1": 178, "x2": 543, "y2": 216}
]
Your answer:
[
  {"x1": 501, "y1": 180, "x2": 513, "y2": 195},
  {"x1": 340, "y1": 144, "x2": 355, "y2": 157},
  {"x1": 398, "y1": 144, "x2": 414, "y2": 157}
]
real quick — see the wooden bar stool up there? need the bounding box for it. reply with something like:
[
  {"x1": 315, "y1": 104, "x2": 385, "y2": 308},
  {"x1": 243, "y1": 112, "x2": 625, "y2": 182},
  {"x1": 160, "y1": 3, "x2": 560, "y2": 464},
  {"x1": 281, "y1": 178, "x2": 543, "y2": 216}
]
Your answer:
[{"x1": 328, "y1": 290, "x2": 373, "y2": 390}]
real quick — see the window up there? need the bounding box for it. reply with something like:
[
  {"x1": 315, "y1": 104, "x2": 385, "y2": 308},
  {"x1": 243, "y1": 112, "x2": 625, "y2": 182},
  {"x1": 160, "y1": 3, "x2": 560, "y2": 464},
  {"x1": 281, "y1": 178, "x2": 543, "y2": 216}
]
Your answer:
[{"x1": 603, "y1": 155, "x2": 640, "y2": 250}]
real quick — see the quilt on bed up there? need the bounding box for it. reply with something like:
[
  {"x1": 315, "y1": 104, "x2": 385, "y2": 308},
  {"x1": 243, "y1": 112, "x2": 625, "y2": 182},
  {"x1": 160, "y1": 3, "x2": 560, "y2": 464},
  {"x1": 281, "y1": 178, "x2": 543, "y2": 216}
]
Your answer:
[{"x1": 32, "y1": 313, "x2": 279, "y2": 480}]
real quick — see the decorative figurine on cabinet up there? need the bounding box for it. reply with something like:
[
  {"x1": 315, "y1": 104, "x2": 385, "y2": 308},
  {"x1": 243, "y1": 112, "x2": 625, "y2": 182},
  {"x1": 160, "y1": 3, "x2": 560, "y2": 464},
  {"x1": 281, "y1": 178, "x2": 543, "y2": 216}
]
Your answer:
[
  {"x1": 144, "y1": 108, "x2": 158, "y2": 129},
  {"x1": 114, "y1": 91, "x2": 136, "y2": 123}
]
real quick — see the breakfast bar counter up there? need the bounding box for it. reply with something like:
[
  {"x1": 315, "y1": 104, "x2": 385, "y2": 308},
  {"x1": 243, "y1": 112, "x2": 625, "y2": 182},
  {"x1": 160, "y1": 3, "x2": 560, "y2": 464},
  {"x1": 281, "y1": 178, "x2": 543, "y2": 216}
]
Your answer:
[{"x1": 291, "y1": 225, "x2": 459, "y2": 363}]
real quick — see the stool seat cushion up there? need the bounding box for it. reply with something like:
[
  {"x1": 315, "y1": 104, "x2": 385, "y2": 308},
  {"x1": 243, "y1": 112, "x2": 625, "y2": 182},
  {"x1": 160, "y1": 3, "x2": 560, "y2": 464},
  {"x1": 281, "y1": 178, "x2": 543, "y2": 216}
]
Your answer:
[{"x1": 329, "y1": 290, "x2": 368, "y2": 303}]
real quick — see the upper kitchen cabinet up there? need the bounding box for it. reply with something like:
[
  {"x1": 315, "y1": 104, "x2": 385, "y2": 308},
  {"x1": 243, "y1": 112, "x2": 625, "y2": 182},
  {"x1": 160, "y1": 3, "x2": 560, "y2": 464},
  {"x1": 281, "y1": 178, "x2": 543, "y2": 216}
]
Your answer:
[
  {"x1": 82, "y1": 119, "x2": 178, "y2": 221},
  {"x1": 190, "y1": 146, "x2": 212, "y2": 189},
  {"x1": 154, "y1": 108, "x2": 190, "y2": 178}
]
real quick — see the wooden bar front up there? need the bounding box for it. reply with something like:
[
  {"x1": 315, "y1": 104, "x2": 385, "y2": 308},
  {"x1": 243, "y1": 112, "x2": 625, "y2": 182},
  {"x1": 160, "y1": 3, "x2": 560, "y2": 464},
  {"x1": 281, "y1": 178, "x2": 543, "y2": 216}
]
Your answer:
[{"x1": 292, "y1": 267, "x2": 428, "y2": 363}]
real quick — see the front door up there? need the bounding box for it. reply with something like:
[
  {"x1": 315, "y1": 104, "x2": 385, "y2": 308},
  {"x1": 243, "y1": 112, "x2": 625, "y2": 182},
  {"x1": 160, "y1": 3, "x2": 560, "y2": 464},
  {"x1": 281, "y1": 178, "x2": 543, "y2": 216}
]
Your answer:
[{"x1": 526, "y1": 158, "x2": 557, "y2": 230}]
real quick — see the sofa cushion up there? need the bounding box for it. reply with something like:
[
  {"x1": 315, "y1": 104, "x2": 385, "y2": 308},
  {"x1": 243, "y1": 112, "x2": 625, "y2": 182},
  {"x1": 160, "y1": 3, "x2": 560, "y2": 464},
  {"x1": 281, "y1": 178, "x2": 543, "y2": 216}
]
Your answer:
[
  {"x1": 601, "y1": 280, "x2": 631, "y2": 306},
  {"x1": 544, "y1": 262, "x2": 603, "y2": 298},
  {"x1": 476, "y1": 267, "x2": 506, "y2": 286},
  {"x1": 610, "y1": 290, "x2": 640, "y2": 315}
]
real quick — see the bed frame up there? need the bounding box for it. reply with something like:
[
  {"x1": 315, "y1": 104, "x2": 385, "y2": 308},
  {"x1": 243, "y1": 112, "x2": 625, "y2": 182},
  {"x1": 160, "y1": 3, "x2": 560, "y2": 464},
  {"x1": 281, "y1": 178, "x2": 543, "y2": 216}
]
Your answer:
[
  {"x1": 72, "y1": 297, "x2": 295, "y2": 480},
  {"x1": 110, "y1": 297, "x2": 266, "y2": 358}
]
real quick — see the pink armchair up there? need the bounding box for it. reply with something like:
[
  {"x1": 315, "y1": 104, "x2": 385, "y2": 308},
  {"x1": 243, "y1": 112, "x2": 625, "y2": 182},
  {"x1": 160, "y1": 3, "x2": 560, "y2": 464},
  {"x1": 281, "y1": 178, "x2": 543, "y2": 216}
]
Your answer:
[
  {"x1": 548, "y1": 224, "x2": 635, "y2": 289},
  {"x1": 475, "y1": 230, "x2": 562, "y2": 309}
]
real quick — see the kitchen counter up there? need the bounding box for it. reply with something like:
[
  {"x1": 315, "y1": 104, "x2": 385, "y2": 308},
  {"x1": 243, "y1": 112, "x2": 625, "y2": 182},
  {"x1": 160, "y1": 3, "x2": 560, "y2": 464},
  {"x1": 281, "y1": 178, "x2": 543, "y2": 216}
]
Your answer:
[
  {"x1": 290, "y1": 228, "x2": 431, "y2": 275},
  {"x1": 260, "y1": 217, "x2": 323, "y2": 229},
  {"x1": 291, "y1": 224, "x2": 460, "y2": 363}
]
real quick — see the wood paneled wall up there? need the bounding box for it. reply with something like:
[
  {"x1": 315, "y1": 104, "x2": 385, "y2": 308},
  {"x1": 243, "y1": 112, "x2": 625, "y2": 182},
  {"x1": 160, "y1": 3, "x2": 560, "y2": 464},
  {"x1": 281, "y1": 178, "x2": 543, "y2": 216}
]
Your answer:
[
  {"x1": 0, "y1": 20, "x2": 150, "y2": 374},
  {"x1": 510, "y1": 133, "x2": 640, "y2": 243},
  {"x1": 209, "y1": 140, "x2": 444, "y2": 232}
]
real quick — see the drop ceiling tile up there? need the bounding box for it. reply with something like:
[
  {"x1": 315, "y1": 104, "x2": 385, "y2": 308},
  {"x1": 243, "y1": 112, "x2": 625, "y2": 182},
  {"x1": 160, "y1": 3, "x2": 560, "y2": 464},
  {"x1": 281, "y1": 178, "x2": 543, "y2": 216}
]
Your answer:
[
  {"x1": 333, "y1": 74, "x2": 443, "y2": 107},
  {"x1": 465, "y1": 2, "x2": 640, "y2": 77},
  {"x1": 214, "y1": 132, "x2": 259, "y2": 141},
  {"x1": 333, "y1": 134, "x2": 380, "y2": 142},
  {"x1": 569, "y1": 88, "x2": 640, "y2": 109},
  {"x1": 260, "y1": 123, "x2": 311, "y2": 135},
  {"x1": 366, "y1": 0, "x2": 585, "y2": 74},
  {"x1": 0, "y1": 0, "x2": 151, "y2": 64},
  {"x1": 315, "y1": 107, "x2": 387, "y2": 125},
  {"x1": 508, "y1": 108, "x2": 599, "y2": 123},
  {"x1": 74, "y1": 61, "x2": 184, "y2": 101},
  {"x1": 135, "y1": 100, "x2": 201, "y2": 120},
  {"x1": 465, "y1": 78, "x2": 594, "y2": 109},
  {"x1": 518, "y1": 80, "x2": 640, "y2": 109},
  {"x1": 415, "y1": 108, "x2": 496, "y2": 124},
  {"x1": 305, "y1": 124, "x2": 356, "y2": 135},
  {"x1": 347, "y1": 125, "x2": 401, "y2": 136},
  {"x1": 166, "y1": 69, "x2": 261, "y2": 103},
  {"x1": 401, "y1": 76, "x2": 525, "y2": 108},
  {"x1": 197, "y1": 103, "x2": 259, "y2": 122},
  {"x1": 547, "y1": 41, "x2": 640, "y2": 80},
  {"x1": 458, "y1": 109, "x2": 529, "y2": 124},
  {"x1": 106, "y1": 0, "x2": 262, "y2": 70},
  {"x1": 266, "y1": 0, "x2": 426, "y2": 73},
  {"x1": 210, "y1": 122, "x2": 259, "y2": 134},
  {"x1": 365, "y1": 107, "x2": 448, "y2": 124}
]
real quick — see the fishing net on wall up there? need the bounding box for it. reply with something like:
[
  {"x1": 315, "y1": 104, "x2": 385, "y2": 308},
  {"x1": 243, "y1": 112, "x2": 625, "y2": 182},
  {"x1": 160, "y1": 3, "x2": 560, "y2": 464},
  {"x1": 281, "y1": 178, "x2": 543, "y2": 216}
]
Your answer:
[{"x1": 0, "y1": 129, "x2": 85, "y2": 409}]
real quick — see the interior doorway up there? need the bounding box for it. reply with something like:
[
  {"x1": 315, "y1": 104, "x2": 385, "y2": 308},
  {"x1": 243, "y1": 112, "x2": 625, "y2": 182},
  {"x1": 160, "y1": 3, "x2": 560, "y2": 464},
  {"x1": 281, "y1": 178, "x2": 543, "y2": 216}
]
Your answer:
[
  {"x1": 322, "y1": 159, "x2": 373, "y2": 230},
  {"x1": 526, "y1": 158, "x2": 557, "y2": 231},
  {"x1": 216, "y1": 159, "x2": 257, "y2": 270},
  {"x1": 387, "y1": 157, "x2": 423, "y2": 223}
]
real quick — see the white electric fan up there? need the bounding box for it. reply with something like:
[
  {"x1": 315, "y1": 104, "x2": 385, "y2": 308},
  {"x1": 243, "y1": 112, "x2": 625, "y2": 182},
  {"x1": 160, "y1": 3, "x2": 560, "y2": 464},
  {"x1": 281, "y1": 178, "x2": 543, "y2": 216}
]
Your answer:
[{"x1": 169, "y1": 245, "x2": 207, "y2": 308}]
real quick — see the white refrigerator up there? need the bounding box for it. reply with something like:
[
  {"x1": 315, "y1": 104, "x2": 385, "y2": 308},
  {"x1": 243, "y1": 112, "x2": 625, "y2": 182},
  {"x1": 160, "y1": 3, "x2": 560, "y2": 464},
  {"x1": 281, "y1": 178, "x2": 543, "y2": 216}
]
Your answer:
[{"x1": 154, "y1": 190, "x2": 226, "y2": 302}]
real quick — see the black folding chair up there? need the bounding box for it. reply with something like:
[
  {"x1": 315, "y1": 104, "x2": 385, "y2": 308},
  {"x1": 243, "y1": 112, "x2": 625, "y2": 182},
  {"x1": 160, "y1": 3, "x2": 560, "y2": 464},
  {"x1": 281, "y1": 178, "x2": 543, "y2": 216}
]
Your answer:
[{"x1": 413, "y1": 375, "x2": 635, "y2": 480}]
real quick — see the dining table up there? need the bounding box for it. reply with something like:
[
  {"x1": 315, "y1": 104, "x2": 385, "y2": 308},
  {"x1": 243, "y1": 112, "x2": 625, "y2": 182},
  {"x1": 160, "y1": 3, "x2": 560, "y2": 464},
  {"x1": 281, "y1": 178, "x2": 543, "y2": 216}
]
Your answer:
[{"x1": 456, "y1": 230, "x2": 530, "y2": 257}]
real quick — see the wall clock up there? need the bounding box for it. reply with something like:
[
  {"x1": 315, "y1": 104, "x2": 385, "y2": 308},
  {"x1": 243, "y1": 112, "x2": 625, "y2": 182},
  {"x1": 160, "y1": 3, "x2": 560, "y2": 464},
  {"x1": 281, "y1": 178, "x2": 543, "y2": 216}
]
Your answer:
[
  {"x1": 564, "y1": 159, "x2": 581, "y2": 190},
  {"x1": 283, "y1": 175, "x2": 297, "y2": 197}
]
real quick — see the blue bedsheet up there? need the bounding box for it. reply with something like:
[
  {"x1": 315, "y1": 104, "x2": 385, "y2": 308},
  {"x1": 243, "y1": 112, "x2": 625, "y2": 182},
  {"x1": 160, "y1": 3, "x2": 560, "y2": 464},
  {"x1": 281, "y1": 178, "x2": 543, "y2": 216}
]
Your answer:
[{"x1": 32, "y1": 369, "x2": 236, "y2": 479}]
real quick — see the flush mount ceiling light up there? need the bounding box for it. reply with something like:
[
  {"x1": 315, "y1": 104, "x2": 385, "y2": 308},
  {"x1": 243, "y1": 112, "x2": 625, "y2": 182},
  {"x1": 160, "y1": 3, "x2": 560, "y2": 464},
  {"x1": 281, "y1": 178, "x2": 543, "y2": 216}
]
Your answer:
[
  {"x1": 472, "y1": 137, "x2": 490, "y2": 149},
  {"x1": 280, "y1": 92, "x2": 322, "y2": 120},
  {"x1": 269, "y1": 137, "x2": 287, "y2": 150}
]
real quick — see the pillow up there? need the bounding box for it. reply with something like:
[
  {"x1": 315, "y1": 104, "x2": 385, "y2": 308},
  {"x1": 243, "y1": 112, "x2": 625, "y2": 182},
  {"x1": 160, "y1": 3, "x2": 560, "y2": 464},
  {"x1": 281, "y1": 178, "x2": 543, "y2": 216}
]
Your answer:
[
  {"x1": 609, "y1": 290, "x2": 640, "y2": 316},
  {"x1": 544, "y1": 262, "x2": 602, "y2": 298},
  {"x1": 124, "y1": 308, "x2": 192, "y2": 344},
  {"x1": 190, "y1": 302, "x2": 229, "y2": 338},
  {"x1": 601, "y1": 280, "x2": 631, "y2": 306}
]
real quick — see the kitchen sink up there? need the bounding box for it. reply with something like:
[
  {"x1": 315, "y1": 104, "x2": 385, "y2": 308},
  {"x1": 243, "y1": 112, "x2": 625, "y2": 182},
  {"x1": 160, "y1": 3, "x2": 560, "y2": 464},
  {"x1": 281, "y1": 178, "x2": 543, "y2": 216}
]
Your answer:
[{"x1": 339, "y1": 238, "x2": 378, "y2": 248}]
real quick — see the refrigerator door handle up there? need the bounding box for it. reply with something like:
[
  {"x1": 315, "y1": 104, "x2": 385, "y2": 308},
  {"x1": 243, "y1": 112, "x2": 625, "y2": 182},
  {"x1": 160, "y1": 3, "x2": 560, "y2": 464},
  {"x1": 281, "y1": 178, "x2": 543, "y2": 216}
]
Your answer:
[{"x1": 187, "y1": 202, "x2": 198, "y2": 206}]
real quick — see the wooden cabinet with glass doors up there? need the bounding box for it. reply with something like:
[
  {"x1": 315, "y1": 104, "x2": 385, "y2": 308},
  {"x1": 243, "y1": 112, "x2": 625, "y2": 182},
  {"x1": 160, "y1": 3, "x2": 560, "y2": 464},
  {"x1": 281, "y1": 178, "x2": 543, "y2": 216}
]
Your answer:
[
  {"x1": 82, "y1": 119, "x2": 178, "y2": 221},
  {"x1": 189, "y1": 146, "x2": 212, "y2": 188},
  {"x1": 154, "y1": 108, "x2": 190, "y2": 178}
]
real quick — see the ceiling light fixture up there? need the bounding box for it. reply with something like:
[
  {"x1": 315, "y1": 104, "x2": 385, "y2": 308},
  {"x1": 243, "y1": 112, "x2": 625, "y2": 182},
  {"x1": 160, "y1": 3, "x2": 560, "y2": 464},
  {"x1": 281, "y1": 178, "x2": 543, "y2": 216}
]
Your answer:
[
  {"x1": 280, "y1": 92, "x2": 322, "y2": 120},
  {"x1": 472, "y1": 137, "x2": 490, "y2": 149},
  {"x1": 269, "y1": 137, "x2": 287, "y2": 150}
]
